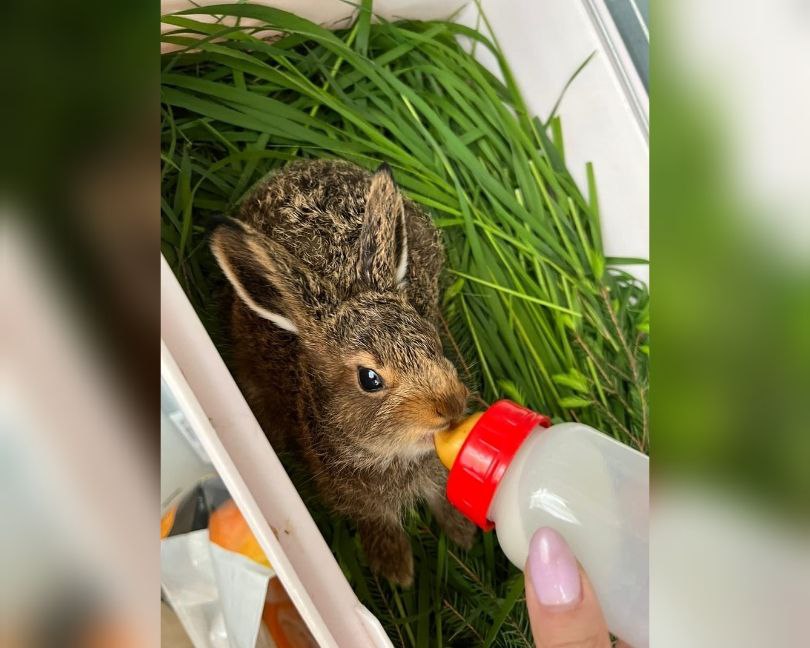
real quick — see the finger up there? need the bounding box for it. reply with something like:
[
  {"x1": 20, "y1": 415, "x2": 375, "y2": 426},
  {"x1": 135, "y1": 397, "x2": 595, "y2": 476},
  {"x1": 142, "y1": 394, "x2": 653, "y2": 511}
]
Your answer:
[{"x1": 525, "y1": 527, "x2": 611, "y2": 648}]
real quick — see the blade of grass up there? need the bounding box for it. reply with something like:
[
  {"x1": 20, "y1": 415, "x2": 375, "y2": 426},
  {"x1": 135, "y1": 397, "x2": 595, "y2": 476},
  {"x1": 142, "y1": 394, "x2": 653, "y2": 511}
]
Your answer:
[{"x1": 483, "y1": 574, "x2": 526, "y2": 647}]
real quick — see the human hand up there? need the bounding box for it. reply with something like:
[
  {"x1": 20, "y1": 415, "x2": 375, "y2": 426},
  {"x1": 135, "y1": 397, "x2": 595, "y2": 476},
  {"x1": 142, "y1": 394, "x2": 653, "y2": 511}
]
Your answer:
[{"x1": 525, "y1": 527, "x2": 631, "y2": 648}]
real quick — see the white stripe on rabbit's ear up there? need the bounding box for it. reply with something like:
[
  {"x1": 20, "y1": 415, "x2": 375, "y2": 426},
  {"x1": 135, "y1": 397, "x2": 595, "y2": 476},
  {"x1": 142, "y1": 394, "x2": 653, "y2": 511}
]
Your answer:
[
  {"x1": 255, "y1": 310, "x2": 299, "y2": 334},
  {"x1": 395, "y1": 205, "x2": 408, "y2": 287},
  {"x1": 211, "y1": 239, "x2": 300, "y2": 334}
]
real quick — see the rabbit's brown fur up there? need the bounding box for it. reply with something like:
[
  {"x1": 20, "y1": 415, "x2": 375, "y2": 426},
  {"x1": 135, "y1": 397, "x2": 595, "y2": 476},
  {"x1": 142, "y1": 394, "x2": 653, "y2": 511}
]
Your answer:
[{"x1": 211, "y1": 160, "x2": 475, "y2": 586}]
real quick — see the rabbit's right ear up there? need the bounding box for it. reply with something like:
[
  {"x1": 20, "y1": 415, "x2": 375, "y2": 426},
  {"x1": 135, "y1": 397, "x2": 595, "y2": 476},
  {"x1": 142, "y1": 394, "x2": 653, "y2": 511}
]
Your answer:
[
  {"x1": 358, "y1": 163, "x2": 407, "y2": 291},
  {"x1": 210, "y1": 219, "x2": 331, "y2": 334}
]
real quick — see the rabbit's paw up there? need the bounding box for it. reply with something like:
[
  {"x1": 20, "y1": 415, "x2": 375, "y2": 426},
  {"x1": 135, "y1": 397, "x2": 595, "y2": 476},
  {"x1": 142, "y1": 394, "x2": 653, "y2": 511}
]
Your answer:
[
  {"x1": 440, "y1": 508, "x2": 477, "y2": 550},
  {"x1": 429, "y1": 492, "x2": 477, "y2": 550},
  {"x1": 359, "y1": 520, "x2": 414, "y2": 588}
]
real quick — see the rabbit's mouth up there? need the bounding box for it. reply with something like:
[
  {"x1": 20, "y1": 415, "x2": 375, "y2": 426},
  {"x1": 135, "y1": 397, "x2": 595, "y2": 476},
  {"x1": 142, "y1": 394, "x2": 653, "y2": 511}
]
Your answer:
[
  {"x1": 414, "y1": 419, "x2": 453, "y2": 438},
  {"x1": 425, "y1": 421, "x2": 454, "y2": 433},
  {"x1": 415, "y1": 423, "x2": 453, "y2": 447},
  {"x1": 395, "y1": 424, "x2": 451, "y2": 455}
]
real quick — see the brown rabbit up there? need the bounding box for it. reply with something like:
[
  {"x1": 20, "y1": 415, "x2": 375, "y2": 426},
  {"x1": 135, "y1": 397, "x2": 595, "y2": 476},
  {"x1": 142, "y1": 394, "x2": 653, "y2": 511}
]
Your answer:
[{"x1": 210, "y1": 159, "x2": 475, "y2": 586}]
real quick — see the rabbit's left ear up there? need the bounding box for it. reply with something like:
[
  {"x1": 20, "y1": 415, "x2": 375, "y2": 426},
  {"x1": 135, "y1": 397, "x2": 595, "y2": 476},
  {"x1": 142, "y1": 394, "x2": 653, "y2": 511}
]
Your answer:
[
  {"x1": 210, "y1": 219, "x2": 334, "y2": 335},
  {"x1": 358, "y1": 163, "x2": 408, "y2": 291}
]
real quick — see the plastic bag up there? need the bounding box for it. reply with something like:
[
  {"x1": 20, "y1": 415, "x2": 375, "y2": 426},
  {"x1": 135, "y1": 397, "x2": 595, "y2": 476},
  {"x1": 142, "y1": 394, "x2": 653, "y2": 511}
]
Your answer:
[{"x1": 160, "y1": 478, "x2": 317, "y2": 648}]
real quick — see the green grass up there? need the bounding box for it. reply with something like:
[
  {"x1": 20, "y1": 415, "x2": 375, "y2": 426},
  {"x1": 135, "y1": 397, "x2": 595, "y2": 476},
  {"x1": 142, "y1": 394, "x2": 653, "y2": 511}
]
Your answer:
[{"x1": 161, "y1": 4, "x2": 649, "y2": 646}]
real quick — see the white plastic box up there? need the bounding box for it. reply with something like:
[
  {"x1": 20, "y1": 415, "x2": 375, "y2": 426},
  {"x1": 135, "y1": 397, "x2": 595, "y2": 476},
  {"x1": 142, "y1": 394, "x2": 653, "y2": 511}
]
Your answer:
[{"x1": 160, "y1": 2, "x2": 648, "y2": 645}]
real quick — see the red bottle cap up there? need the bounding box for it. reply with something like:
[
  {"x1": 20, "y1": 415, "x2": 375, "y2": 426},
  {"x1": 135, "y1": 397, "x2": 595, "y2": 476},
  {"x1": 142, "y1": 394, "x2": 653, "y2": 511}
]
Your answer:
[{"x1": 446, "y1": 400, "x2": 552, "y2": 530}]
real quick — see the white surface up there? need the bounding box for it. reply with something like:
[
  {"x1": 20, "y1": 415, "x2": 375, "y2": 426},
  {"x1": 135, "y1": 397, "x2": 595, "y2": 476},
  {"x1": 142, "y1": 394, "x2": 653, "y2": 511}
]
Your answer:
[
  {"x1": 651, "y1": 486, "x2": 810, "y2": 647},
  {"x1": 161, "y1": 258, "x2": 393, "y2": 648},
  {"x1": 161, "y1": 0, "x2": 468, "y2": 38},
  {"x1": 161, "y1": 385, "x2": 216, "y2": 512},
  {"x1": 491, "y1": 422, "x2": 649, "y2": 647},
  {"x1": 356, "y1": 605, "x2": 398, "y2": 646}
]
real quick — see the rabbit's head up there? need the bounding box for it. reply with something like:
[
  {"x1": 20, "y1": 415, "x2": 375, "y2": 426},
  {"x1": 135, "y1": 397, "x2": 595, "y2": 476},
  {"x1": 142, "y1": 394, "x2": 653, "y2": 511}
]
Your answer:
[{"x1": 212, "y1": 165, "x2": 468, "y2": 460}]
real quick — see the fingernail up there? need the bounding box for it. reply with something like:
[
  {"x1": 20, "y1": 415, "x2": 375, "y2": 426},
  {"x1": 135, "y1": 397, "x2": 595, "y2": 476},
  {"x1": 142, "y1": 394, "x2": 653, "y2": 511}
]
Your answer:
[{"x1": 527, "y1": 527, "x2": 582, "y2": 608}]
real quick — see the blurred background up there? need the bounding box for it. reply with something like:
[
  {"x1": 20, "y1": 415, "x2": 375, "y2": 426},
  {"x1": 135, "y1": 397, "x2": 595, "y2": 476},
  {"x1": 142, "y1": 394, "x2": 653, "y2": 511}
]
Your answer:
[
  {"x1": 1, "y1": 0, "x2": 158, "y2": 645},
  {"x1": 652, "y1": 0, "x2": 810, "y2": 645},
  {"x1": 0, "y1": 0, "x2": 808, "y2": 646}
]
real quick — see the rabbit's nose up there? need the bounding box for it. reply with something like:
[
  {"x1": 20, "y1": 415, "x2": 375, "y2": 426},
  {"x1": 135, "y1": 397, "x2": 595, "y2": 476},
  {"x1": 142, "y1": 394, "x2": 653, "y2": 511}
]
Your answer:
[{"x1": 435, "y1": 384, "x2": 468, "y2": 423}]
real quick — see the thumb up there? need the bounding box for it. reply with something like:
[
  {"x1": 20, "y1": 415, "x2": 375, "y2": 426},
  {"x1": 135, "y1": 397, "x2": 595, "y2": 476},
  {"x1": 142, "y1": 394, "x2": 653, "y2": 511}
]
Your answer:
[{"x1": 524, "y1": 527, "x2": 618, "y2": 648}]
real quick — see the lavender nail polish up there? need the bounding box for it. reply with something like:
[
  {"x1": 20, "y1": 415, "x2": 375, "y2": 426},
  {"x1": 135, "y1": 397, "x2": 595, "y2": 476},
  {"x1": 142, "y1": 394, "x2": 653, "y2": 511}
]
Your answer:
[{"x1": 527, "y1": 527, "x2": 582, "y2": 607}]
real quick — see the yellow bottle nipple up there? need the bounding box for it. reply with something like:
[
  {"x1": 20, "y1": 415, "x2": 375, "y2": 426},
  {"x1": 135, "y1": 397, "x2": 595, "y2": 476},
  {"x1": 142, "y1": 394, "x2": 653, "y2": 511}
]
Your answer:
[{"x1": 434, "y1": 412, "x2": 484, "y2": 470}]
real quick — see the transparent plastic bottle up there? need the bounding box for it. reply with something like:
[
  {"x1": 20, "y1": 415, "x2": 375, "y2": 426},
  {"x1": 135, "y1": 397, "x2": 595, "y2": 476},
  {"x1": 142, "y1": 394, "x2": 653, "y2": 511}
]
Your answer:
[{"x1": 435, "y1": 400, "x2": 648, "y2": 648}]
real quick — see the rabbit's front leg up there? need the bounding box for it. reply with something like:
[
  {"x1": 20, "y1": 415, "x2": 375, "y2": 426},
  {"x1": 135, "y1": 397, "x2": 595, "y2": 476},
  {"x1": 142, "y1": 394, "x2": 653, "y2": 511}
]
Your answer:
[
  {"x1": 424, "y1": 459, "x2": 477, "y2": 550},
  {"x1": 358, "y1": 517, "x2": 414, "y2": 587}
]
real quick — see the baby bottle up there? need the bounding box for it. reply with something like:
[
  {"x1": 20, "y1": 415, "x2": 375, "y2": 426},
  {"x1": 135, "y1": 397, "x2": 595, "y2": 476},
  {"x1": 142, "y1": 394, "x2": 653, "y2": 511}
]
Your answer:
[{"x1": 435, "y1": 400, "x2": 648, "y2": 648}]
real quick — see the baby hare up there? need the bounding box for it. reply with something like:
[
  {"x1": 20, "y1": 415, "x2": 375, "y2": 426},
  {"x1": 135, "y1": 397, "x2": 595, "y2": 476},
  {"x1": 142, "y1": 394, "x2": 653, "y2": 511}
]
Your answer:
[{"x1": 211, "y1": 160, "x2": 475, "y2": 586}]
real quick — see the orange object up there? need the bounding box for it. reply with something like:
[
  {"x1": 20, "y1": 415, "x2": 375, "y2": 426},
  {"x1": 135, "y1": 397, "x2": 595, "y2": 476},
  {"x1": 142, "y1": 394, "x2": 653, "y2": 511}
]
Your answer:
[
  {"x1": 160, "y1": 507, "x2": 176, "y2": 539},
  {"x1": 433, "y1": 412, "x2": 483, "y2": 470},
  {"x1": 262, "y1": 579, "x2": 317, "y2": 648},
  {"x1": 209, "y1": 499, "x2": 271, "y2": 567}
]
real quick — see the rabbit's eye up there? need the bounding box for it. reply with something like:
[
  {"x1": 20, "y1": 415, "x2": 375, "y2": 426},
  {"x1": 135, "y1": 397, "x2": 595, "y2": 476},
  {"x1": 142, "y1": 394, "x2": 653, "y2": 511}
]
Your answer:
[{"x1": 358, "y1": 366, "x2": 384, "y2": 392}]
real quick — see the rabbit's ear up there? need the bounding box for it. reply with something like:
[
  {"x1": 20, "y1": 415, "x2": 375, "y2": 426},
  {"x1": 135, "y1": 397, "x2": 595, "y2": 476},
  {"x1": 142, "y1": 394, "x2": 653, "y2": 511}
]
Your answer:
[
  {"x1": 358, "y1": 163, "x2": 408, "y2": 291},
  {"x1": 210, "y1": 219, "x2": 331, "y2": 334}
]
